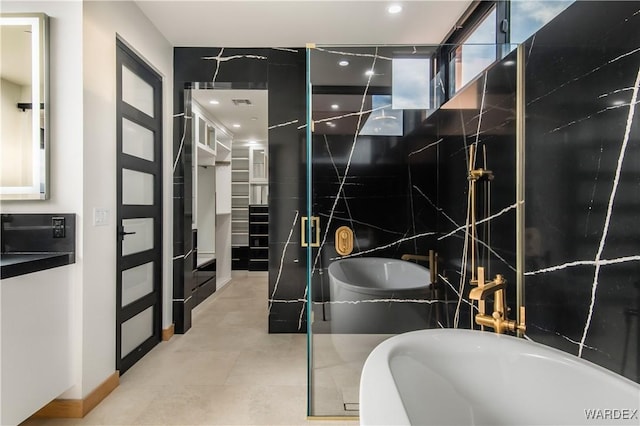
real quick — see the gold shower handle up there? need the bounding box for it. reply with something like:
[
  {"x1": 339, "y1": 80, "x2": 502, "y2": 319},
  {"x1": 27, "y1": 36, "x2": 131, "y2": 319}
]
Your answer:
[
  {"x1": 335, "y1": 226, "x2": 354, "y2": 256},
  {"x1": 301, "y1": 216, "x2": 321, "y2": 247}
]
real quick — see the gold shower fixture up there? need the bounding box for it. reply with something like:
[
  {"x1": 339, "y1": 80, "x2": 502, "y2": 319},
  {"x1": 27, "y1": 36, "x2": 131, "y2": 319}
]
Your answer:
[
  {"x1": 335, "y1": 226, "x2": 354, "y2": 256},
  {"x1": 469, "y1": 266, "x2": 526, "y2": 334},
  {"x1": 468, "y1": 167, "x2": 494, "y2": 181},
  {"x1": 464, "y1": 144, "x2": 525, "y2": 334}
]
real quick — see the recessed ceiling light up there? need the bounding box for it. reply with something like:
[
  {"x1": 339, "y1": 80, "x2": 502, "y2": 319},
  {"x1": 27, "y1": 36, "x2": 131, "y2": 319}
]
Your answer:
[
  {"x1": 387, "y1": 4, "x2": 402, "y2": 14},
  {"x1": 365, "y1": 69, "x2": 375, "y2": 76},
  {"x1": 232, "y1": 123, "x2": 241, "y2": 128},
  {"x1": 338, "y1": 60, "x2": 349, "y2": 67},
  {"x1": 209, "y1": 100, "x2": 220, "y2": 105},
  {"x1": 248, "y1": 139, "x2": 257, "y2": 144},
  {"x1": 251, "y1": 117, "x2": 258, "y2": 121},
  {"x1": 331, "y1": 104, "x2": 339, "y2": 110}
]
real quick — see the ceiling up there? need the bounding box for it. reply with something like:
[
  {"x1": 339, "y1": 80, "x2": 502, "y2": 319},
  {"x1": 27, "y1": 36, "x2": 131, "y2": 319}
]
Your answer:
[{"x1": 135, "y1": 0, "x2": 473, "y2": 47}]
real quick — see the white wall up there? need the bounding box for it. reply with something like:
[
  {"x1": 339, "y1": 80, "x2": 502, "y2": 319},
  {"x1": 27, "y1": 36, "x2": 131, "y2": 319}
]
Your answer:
[
  {"x1": 0, "y1": 0, "x2": 85, "y2": 410},
  {"x1": 0, "y1": 2, "x2": 173, "y2": 418},
  {"x1": 82, "y1": 0, "x2": 173, "y2": 397}
]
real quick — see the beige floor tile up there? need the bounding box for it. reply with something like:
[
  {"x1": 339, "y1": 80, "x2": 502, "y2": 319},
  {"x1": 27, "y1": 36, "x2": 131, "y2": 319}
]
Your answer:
[
  {"x1": 122, "y1": 350, "x2": 242, "y2": 387},
  {"x1": 132, "y1": 385, "x2": 216, "y2": 425},
  {"x1": 225, "y1": 351, "x2": 306, "y2": 386},
  {"x1": 20, "y1": 273, "x2": 361, "y2": 426}
]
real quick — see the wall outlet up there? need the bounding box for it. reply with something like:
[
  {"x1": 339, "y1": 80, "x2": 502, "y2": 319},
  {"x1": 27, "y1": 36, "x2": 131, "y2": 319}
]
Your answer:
[
  {"x1": 52, "y1": 217, "x2": 65, "y2": 238},
  {"x1": 94, "y1": 208, "x2": 110, "y2": 226}
]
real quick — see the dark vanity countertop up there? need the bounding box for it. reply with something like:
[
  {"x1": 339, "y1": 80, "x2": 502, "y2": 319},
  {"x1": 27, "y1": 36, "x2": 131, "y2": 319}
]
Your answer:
[{"x1": 0, "y1": 252, "x2": 74, "y2": 280}]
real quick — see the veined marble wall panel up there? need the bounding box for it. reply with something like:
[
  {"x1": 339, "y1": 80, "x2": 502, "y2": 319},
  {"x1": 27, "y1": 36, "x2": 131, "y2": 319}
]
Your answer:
[
  {"x1": 407, "y1": 50, "x2": 518, "y2": 329},
  {"x1": 523, "y1": 1, "x2": 640, "y2": 382},
  {"x1": 308, "y1": 46, "x2": 439, "y2": 336}
]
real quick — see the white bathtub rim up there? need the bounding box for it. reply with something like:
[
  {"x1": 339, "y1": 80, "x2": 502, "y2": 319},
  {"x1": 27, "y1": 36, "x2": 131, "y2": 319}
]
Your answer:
[
  {"x1": 328, "y1": 257, "x2": 432, "y2": 294},
  {"x1": 360, "y1": 329, "x2": 640, "y2": 426},
  {"x1": 361, "y1": 340, "x2": 412, "y2": 426}
]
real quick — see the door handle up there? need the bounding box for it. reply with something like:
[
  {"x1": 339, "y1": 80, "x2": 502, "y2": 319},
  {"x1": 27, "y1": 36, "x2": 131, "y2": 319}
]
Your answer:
[
  {"x1": 301, "y1": 216, "x2": 320, "y2": 247},
  {"x1": 118, "y1": 228, "x2": 137, "y2": 239}
]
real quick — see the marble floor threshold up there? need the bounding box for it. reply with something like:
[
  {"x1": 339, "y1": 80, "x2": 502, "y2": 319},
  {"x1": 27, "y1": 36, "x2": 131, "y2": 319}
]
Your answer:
[{"x1": 21, "y1": 272, "x2": 358, "y2": 426}]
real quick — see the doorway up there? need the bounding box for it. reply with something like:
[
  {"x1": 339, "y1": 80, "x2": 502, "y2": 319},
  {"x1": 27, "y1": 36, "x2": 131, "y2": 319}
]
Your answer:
[
  {"x1": 190, "y1": 88, "x2": 269, "y2": 277},
  {"x1": 115, "y1": 39, "x2": 163, "y2": 374}
]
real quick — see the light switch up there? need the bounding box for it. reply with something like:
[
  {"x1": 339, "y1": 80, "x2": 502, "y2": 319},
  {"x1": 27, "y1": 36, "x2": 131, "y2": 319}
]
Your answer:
[{"x1": 94, "y1": 208, "x2": 110, "y2": 226}]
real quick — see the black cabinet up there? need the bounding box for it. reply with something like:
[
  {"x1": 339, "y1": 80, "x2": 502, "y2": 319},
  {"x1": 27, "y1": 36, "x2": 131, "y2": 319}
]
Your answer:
[
  {"x1": 193, "y1": 257, "x2": 216, "y2": 307},
  {"x1": 232, "y1": 246, "x2": 249, "y2": 270},
  {"x1": 249, "y1": 205, "x2": 268, "y2": 271}
]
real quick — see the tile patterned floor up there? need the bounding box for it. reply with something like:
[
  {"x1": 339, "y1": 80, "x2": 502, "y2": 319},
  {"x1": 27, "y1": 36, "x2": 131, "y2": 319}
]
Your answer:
[{"x1": 21, "y1": 272, "x2": 358, "y2": 426}]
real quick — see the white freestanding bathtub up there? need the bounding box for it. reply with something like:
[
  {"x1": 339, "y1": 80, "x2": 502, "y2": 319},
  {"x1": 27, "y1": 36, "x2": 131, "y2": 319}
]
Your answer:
[
  {"x1": 360, "y1": 329, "x2": 640, "y2": 425},
  {"x1": 327, "y1": 258, "x2": 432, "y2": 333}
]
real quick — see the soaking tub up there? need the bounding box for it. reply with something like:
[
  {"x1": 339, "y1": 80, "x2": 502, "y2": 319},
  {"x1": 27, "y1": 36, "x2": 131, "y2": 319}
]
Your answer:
[
  {"x1": 360, "y1": 329, "x2": 640, "y2": 425},
  {"x1": 327, "y1": 257, "x2": 432, "y2": 334}
]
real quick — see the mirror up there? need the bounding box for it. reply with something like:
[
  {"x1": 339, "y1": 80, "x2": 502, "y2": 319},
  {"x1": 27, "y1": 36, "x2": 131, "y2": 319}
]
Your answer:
[{"x1": 0, "y1": 13, "x2": 48, "y2": 200}]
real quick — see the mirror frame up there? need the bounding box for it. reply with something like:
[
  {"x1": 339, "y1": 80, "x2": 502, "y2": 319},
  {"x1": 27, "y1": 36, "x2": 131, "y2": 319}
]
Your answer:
[{"x1": 0, "y1": 13, "x2": 49, "y2": 200}]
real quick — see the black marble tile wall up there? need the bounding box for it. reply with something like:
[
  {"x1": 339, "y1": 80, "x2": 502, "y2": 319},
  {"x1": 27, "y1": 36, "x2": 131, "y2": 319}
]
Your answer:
[
  {"x1": 407, "y1": 52, "x2": 518, "y2": 329},
  {"x1": 404, "y1": 0, "x2": 640, "y2": 384},
  {"x1": 312, "y1": 133, "x2": 412, "y2": 260},
  {"x1": 522, "y1": 1, "x2": 640, "y2": 383},
  {"x1": 306, "y1": 46, "x2": 443, "y2": 335},
  {"x1": 173, "y1": 47, "x2": 306, "y2": 333},
  {"x1": 310, "y1": 132, "x2": 418, "y2": 331},
  {"x1": 265, "y1": 49, "x2": 307, "y2": 332}
]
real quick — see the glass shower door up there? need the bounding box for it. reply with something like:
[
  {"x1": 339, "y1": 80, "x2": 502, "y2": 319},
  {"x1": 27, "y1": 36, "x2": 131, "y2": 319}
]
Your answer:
[
  {"x1": 305, "y1": 44, "x2": 445, "y2": 417},
  {"x1": 305, "y1": 40, "x2": 521, "y2": 417}
]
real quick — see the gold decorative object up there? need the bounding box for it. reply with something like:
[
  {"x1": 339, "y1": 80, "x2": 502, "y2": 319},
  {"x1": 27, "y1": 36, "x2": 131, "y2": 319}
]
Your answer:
[{"x1": 335, "y1": 226, "x2": 354, "y2": 256}]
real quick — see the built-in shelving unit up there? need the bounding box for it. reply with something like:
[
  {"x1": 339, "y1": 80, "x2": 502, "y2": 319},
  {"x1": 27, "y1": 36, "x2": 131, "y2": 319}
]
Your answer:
[
  {"x1": 197, "y1": 144, "x2": 216, "y2": 166},
  {"x1": 231, "y1": 143, "x2": 269, "y2": 269},
  {"x1": 249, "y1": 205, "x2": 269, "y2": 271},
  {"x1": 231, "y1": 144, "x2": 249, "y2": 269}
]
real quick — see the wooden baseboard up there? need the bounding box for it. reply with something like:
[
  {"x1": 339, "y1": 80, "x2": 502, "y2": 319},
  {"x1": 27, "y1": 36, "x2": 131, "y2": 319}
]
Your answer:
[
  {"x1": 83, "y1": 371, "x2": 119, "y2": 416},
  {"x1": 32, "y1": 371, "x2": 119, "y2": 418},
  {"x1": 162, "y1": 324, "x2": 175, "y2": 341},
  {"x1": 32, "y1": 399, "x2": 83, "y2": 418}
]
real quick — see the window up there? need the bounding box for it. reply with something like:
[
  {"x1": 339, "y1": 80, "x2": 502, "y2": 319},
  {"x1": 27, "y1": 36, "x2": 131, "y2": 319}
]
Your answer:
[
  {"x1": 392, "y1": 58, "x2": 431, "y2": 110},
  {"x1": 449, "y1": 6, "x2": 497, "y2": 94},
  {"x1": 510, "y1": 0, "x2": 575, "y2": 44}
]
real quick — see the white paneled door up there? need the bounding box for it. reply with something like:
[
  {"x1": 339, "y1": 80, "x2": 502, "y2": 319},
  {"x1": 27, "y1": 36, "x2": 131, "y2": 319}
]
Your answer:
[{"x1": 116, "y1": 39, "x2": 162, "y2": 374}]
